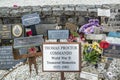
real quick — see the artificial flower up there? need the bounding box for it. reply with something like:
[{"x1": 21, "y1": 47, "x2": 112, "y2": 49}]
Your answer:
[
  {"x1": 100, "y1": 40, "x2": 110, "y2": 49},
  {"x1": 83, "y1": 42, "x2": 102, "y2": 64}
]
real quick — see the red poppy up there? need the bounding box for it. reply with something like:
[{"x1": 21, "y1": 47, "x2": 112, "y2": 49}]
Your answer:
[
  {"x1": 26, "y1": 31, "x2": 32, "y2": 36},
  {"x1": 28, "y1": 47, "x2": 36, "y2": 54},
  {"x1": 67, "y1": 34, "x2": 77, "y2": 42},
  {"x1": 13, "y1": 5, "x2": 18, "y2": 8},
  {"x1": 99, "y1": 41, "x2": 110, "y2": 49}
]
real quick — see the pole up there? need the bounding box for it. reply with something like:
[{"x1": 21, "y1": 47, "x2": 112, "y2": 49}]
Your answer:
[{"x1": 61, "y1": 72, "x2": 65, "y2": 80}]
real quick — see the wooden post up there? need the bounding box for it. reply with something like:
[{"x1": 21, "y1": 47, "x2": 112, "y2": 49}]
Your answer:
[
  {"x1": 56, "y1": 40, "x2": 65, "y2": 80},
  {"x1": 61, "y1": 72, "x2": 65, "y2": 80}
]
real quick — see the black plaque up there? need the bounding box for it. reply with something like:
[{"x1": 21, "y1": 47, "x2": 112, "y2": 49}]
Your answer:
[
  {"x1": 103, "y1": 44, "x2": 120, "y2": 58},
  {"x1": 1, "y1": 39, "x2": 13, "y2": 46},
  {"x1": 0, "y1": 46, "x2": 26, "y2": 69},
  {"x1": 0, "y1": 24, "x2": 12, "y2": 39},
  {"x1": 22, "y1": 13, "x2": 41, "y2": 26},
  {"x1": 35, "y1": 24, "x2": 57, "y2": 36},
  {"x1": 48, "y1": 30, "x2": 69, "y2": 39},
  {"x1": 14, "y1": 35, "x2": 44, "y2": 48}
]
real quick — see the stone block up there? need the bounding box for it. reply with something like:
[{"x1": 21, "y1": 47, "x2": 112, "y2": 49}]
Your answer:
[
  {"x1": 22, "y1": 6, "x2": 32, "y2": 13},
  {"x1": 88, "y1": 12, "x2": 97, "y2": 17},
  {"x1": 75, "y1": 5, "x2": 87, "y2": 12},
  {"x1": 32, "y1": 6, "x2": 42, "y2": 14},
  {"x1": 42, "y1": 6, "x2": 52, "y2": 15},
  {"x1": 95, "y1": 5, "x2": 102, "y2": 8},
  {"x1": 0, "y1": 7, "x2": 10, "y2": 17},
  {"x1": 88, "y1": 8, "x2": 97, "y2": 12},
  {"x1": 67, "y1": 17, "x2": 77, "y2": 23},
  {"x1": 64, "y1": 5, "x2": 75, "y2": 15},
  {"x1": 52, "y1": 6, "x2": 64, "y2": 11},
  {"x1": 52, "y1": 6, "x2": 64, "y2": 16},
  {"x1": 56, "y1": 17, "x2": 61, "y2": 24},
  {"x1": 64, "y1": 5, "x2": 75, "y2": 11},
  {"x1": 41, "y1": 16, "x2": 57, "y2": 24},
  {"x1": 9, "y1": 7, "x2": 23, "y2": 17},
  {"x1": 77, "y1": 16, "x2": 86, "y2": 26},
  {"x1": 85, "y1": 5, "x2": 95, "y2": 9}
]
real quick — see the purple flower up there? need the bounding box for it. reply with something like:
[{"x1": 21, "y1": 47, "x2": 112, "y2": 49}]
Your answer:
[
  {"x1": 86, "y1": 46, "x2": 93, "y2": 53},
  {"x1": 79, "y1": 19, "x2": 102, "y2": 34}
]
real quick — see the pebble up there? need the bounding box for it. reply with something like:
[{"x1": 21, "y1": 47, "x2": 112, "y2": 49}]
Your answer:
[{"x1": 0, "y1": 57, "x2": 79, "y2": 80}]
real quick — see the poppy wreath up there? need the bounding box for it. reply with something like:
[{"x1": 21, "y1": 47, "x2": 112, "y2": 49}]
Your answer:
[{"x1": 83, "y1": 42, "x2": 102, "y2": 64}]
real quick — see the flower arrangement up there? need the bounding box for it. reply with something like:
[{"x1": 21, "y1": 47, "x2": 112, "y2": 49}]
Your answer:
[
  {"x1": 67, "y1": 31, "x2": 79, "y2": 42},
  {"x1": 79, "y1": 19, "x2": 103, "y2": 34},
  {"x1": 83, "y1": 42, "x2": 102, "y2": 64}
]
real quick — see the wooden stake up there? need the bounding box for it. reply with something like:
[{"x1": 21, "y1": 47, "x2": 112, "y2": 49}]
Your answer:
[
  {"x1": 28, "y1": 56, "x2": 38, "y2": 75},
  {"x1": 61, "y1": 72, "x2": 65, "y2": 80}
]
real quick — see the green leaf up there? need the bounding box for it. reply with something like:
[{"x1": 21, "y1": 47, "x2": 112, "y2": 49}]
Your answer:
[{"x1": 71, "y1": 31, "x2": 79, "y2": 37}]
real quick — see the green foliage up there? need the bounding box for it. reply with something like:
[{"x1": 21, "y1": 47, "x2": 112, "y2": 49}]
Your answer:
[
  {"x1": 83, "y1": 42, "x2": 102, "y2": 64},
  {"x1": 71, "y1": 31, "x2": 79, "y2": 37}
]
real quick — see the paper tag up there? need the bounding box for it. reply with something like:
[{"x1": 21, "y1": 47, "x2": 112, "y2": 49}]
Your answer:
[
  {"x1": 80, "y1": 71, "x2": 98, "y2": 80},
  {"x1": 86, "y1": 34, "x2": 106, "y2": 40},
  {"x1": 106, "y1": 37, "x2": 120, "y2": 44},
  {"x1": 97, "y1": 8, "x2": 110, "y2": 17}
]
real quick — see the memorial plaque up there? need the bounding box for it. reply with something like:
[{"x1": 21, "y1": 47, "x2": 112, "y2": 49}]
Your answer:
[
  {"x1": 12, "y1": 24, "x2": 24, "y2": 38},
  {"x1": 103, "y1": 44, "x2": 120, "y2": 58},
  {"x1": 80, "y1": 71, "x2": 98, "y2": 80},
  {"x1": 48, "y1": 30, "x2": 69, "y2": 39},
  {"x1": 0, "y1": 46, "x2": 26, "y2": 69},
  {"x1": 108, "y1": 32, "x2": 120, "y2": 38},
  {"x1": 85, "y1": 34, "x2": 106, "y2": 40},
  {"x1": 0, "y1": 24, "x2": 12, "y2": 39},
  {"x1": 14, "y1": 35, "x2": 44, "y2": 48},
  {"x1": 43, "y1": 42, "x2": 81, "y2": 72},
  {"x1": 22, "y1": 13, "x2": 40, "y2": 26},
  {"x1": 106, "y1": 37, "x2": 120, "y2": 44},
  {"x1": 1, "y1": 39, "x2": 13, "y2": 45},
  {"x1": 35, "y1": 24, "x2": 57, "y2": 36}
]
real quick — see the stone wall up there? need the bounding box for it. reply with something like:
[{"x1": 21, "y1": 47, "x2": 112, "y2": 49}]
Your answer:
[
  {"x1": 0, "y1": 5, "x2": 100, "y2": 26},
  {"x1": 0, "y1": 4, "x2": 119, "y2": 27}
]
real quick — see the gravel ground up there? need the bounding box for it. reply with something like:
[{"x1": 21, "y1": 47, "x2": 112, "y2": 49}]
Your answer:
[{"x1": 0, "y1": 57, "x2": 80, "y2": 80}]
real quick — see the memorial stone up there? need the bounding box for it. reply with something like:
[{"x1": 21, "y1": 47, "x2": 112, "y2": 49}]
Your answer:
[{"x1": 0, "y1": 46, "x2": 26, "y2": 69}]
